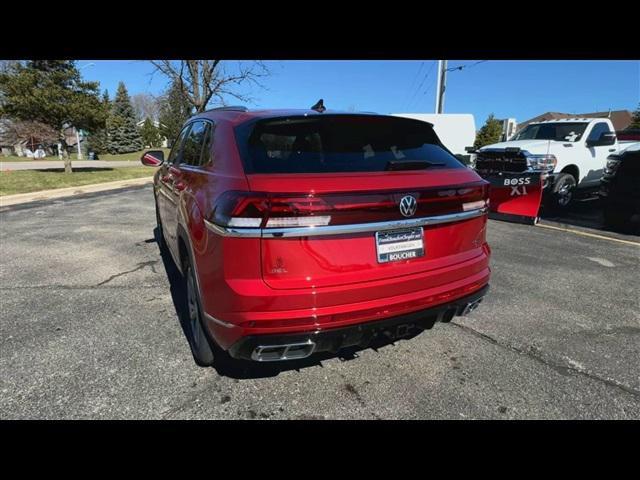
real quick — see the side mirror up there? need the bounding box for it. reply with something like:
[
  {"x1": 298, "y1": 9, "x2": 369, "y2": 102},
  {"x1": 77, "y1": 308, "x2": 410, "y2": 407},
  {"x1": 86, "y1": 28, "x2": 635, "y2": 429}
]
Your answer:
[
  {"x1": 141, "y1": 150, "x2": 164, "y2": 166},
  {"x1": 587, "y1": 132, "x2": 616, "y2": 147}
]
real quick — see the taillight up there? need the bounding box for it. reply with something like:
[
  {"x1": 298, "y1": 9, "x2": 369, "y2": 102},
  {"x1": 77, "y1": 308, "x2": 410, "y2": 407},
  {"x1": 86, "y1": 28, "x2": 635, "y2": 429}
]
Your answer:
[
  {"x1": 211, "y1": 183, "x2": 488, "y2": 230},
  {"x1": 212, "y1": 192, "x2": 333, "y2": 229}
]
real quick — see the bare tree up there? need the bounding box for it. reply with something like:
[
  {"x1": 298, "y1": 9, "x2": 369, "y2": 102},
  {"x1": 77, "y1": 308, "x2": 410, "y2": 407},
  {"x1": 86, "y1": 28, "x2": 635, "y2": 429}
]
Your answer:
[
  {"x1": 0, "y1": 60, "x2": 22, "y2": 73},
  {"x1": 149, "y1": 60, "x2": 269, "y2": 113},
  {"x1": 131, "y1": 93, "x2": 160, "y2": 122},
  {"x1": 0, "y1": 119, "x2": 58, "y2": 154}
]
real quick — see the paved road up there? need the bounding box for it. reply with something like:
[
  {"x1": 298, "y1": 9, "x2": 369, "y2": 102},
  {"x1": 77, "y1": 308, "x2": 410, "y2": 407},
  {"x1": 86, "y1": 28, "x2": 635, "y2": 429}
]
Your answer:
[
  {"x1": 0, "y1": 160, "x2": 141, "y2": 171},
  {"x1": 1, "y1": 186, "x2": 639, "y2": 419}
]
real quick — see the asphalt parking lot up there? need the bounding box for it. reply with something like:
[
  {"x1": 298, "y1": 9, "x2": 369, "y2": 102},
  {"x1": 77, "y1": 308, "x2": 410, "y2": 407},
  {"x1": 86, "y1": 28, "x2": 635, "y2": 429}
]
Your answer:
[{"x1": 1, "y1": 185, "x2": 639, "y2": 419}]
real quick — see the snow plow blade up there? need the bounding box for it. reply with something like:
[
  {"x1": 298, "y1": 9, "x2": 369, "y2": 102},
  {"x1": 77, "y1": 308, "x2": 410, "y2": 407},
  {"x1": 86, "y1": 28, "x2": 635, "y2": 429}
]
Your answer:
[{"x1": 480, "y1": 172, "x2": 544, "y2": 225}]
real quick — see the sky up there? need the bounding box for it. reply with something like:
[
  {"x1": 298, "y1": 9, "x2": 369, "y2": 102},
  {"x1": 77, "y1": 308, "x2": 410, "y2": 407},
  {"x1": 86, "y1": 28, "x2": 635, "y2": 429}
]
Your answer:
[{"x1": 81, "y1": 60, "x2": 639, "y2": 127}]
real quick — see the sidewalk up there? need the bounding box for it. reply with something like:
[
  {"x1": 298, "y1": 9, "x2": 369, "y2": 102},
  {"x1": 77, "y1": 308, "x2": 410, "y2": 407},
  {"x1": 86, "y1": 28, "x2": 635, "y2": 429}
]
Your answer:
[
  {"x1": 0, "y1": 160, "x2": 142, "y2": 171},
  {"x1": 0, "y1": 176, "x2": 153, "y2": 208}
]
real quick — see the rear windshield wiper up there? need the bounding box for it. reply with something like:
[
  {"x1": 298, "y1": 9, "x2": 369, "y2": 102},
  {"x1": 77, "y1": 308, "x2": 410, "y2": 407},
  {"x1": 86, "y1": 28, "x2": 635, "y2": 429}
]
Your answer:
[{"x1": 385, "y1": 160, "x2": 446, "y2": 171}]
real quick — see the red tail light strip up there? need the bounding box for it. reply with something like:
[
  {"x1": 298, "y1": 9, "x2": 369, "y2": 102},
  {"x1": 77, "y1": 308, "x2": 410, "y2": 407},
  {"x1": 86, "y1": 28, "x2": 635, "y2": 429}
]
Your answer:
[
  {"x1": 206, "y1": 183, "x2": 489, "y2": 238},
  {"x1": 204, "y1": 206, "x2": 487, "y2": 238}
]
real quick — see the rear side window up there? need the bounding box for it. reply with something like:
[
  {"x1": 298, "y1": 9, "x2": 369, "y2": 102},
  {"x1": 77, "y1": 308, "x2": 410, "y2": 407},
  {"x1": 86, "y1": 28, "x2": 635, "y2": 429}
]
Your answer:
[
  {"x1": 167, "y1": 125, "x2": 191, "y2": 164},
  {"x1": 587, "y1": 122, "x2": 612, "y2": 142},
  {"x1": 236, "y1": 115, "x2": 464, "y2": 174},
  {"x1": 515, "y1": 122, "x2": 588, "y2": 142},
  {"x1": 200, "y1": 123, "x2": 214, "y2": 166},
  {"x1": 181, "y1": 121, "x2": 207, "y2": 166}
]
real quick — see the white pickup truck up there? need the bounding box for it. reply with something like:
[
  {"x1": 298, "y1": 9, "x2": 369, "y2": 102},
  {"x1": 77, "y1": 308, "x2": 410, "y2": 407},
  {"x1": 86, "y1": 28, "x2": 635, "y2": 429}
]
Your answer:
[{"x1": 474, "y1": 117, "x2": 628, "y2": 209}]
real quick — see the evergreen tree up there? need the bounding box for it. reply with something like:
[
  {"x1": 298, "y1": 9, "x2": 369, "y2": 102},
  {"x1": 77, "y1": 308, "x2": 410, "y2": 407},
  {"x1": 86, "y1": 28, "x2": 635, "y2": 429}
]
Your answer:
[
  {"x1": 628, "y1": 103, "x2": 640, "y2": 130},
  {"x1": 473, "y1": 114, "x2": 503, "y2": 149},
  {"x1": 0, "y1": 60, "x2": 105, "y2": 172},
  {"x1": 140, "y1": 118, "x2": 161, "y2": 148},
  {"x1": 158, "y1": 80, "x2": 192, "y2": 146},
  {"x1": 107, "y1": 82, "x2": 143, "y2": 154},
  {"x1": 87, "y1": 90, "x2": 110, "y2": 154}
]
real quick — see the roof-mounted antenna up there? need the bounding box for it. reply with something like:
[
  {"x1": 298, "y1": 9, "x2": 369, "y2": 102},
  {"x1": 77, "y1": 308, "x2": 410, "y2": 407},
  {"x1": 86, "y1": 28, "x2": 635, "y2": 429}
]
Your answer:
[{"x1": 311, "y1": 99, "x2": 326, "y2": 113}]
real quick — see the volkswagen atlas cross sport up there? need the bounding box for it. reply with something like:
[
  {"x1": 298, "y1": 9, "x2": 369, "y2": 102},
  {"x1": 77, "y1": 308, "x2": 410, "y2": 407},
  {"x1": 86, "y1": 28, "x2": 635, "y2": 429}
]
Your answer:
[{"x1": 141, "y1": 105, "x2": 491, "y2": 366}]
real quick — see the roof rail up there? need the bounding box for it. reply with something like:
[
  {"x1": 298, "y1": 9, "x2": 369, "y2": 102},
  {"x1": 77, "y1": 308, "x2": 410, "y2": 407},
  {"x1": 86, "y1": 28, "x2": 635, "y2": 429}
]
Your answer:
[{"x1": 204, "y1": 105, "x2": 248, "y2": 113}]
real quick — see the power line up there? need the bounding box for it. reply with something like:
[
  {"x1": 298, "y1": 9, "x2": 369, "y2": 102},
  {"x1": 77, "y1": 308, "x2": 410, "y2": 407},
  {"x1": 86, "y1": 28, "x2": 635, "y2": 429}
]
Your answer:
[
  {"x1": 445, "y1": 60, "x2": 488, "y2": 72},
  {"x1": 417, "y1": 61, "x2": 443, "y2": 111},
  {"x1": 408, "y1": 60, "x2": 437, "y2": 111},
  {"x1": 403, "y1": 61, "x2": 425, "y2": 110},
  {"x1": 416, "y1": 72, "x2": 438, "y2": 111}
]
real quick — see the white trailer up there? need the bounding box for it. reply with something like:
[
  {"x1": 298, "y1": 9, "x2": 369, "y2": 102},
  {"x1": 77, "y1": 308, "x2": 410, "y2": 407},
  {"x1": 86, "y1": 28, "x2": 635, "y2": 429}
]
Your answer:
[{"x1": 391, "y1": 113, "x2": 476, "y2": 160}]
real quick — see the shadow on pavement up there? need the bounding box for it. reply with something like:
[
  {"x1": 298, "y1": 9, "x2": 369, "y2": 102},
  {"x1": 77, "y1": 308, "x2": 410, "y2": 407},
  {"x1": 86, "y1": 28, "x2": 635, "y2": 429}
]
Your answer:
[
  {"x1": 153, "y1": 226, "x2": 420, "y2": 379},
  {"x1": 33, "y1": 167, "x2": 115, "y2": 173},
  {"x1": 540, "y1": 196, "x2": 639, "y2": 236}
]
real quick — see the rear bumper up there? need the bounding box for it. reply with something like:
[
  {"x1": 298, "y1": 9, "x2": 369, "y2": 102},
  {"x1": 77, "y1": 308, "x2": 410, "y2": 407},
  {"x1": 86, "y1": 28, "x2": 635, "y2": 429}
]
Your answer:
[{"x1": 227, "y1": 284, "x2": 489, "y2": 361}]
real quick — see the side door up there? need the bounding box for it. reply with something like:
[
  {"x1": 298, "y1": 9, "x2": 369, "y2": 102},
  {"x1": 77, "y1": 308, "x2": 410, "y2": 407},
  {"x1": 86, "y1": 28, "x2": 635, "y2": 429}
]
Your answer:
[
  {"x1": 168, "y1": 121, "x2": 208, "y2": 250},
  {"x1": 582, "y1": 122, "x2": 616, "y2": 187},
  {"x1": 176, "y1": 121, "x2": 215, "y2": 252},
  {"x1": 158, "y1": 124, "x2": 191, "y2": 254}
]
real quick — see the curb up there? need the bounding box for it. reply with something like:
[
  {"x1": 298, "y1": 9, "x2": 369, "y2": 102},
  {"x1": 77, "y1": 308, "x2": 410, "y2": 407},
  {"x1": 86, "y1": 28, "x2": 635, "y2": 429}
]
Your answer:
[{"x1": 0, "y1": 176, "x2": 154, "y2": 208}]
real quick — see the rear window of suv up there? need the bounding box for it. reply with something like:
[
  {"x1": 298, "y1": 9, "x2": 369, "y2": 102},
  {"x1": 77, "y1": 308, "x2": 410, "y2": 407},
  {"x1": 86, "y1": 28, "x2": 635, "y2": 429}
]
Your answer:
[{"x1": 235, "y1": 114, "x2": 464, "y2": 174}]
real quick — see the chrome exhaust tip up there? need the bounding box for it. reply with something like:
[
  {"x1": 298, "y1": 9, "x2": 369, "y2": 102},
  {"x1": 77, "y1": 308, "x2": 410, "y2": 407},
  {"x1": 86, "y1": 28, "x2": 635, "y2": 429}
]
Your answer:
[
  {"x1": 251, "y1": 340, "x2": 316, "y2": 362},
  {"x1": 460, "y1": 298, "x2": 483, "y2": 316}
]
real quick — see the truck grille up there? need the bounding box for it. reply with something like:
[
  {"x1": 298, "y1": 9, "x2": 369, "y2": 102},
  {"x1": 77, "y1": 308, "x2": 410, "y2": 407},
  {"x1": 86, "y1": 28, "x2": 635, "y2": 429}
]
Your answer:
[{"x1": 475, "y1": 151, "x2": 527, "y2": 173}]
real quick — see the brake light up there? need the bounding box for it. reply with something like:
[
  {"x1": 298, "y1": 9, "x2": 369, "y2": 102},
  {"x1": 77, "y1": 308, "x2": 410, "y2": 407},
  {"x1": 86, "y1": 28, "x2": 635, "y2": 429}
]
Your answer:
[
  {"x1": 211, "y1": 184, "x2": 488, "y2": 230},
  {"x1": 212, "y1": 192, "x2": 334, "y2": 229}
]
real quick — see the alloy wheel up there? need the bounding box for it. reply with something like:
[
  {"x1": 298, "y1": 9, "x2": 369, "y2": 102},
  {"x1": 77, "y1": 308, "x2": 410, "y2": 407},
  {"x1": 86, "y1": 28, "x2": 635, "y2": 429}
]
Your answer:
[{"x1": 557, "y1": 180, "x2": 574, "y2": 207}]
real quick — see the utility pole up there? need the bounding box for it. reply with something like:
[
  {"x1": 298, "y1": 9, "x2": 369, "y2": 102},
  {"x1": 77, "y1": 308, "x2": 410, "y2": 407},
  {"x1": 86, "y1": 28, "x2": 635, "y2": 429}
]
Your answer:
[
  {"x1": 434, "y1": 60, "x2": 442, "y2": 113},
  {"x1": 75, "y1": 63, "x2": 94, "y2": 161},
  {"x1": 76, "y1": 128, "x2": 83, "y2": 160},
  {"x1": 435, "y1": 60, "x2": 448, "y2": 114}
]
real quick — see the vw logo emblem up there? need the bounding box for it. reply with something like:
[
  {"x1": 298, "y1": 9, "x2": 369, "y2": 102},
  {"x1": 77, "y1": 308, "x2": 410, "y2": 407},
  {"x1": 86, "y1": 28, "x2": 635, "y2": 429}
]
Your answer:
[{"x1": 399, "y1": 195, "x2": 417, "y2": 217}]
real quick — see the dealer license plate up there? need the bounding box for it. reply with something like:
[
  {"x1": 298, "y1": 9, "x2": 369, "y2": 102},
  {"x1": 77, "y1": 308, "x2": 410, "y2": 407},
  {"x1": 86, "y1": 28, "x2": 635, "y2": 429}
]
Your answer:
[{"x1": 375, "y1": 228, "x2": 424, "y2": 263}]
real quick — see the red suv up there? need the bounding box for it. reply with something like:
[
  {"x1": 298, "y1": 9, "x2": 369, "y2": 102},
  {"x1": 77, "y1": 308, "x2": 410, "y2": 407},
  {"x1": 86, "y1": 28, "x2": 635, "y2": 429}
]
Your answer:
[{"x1": 141, "y1": 106, "x2": 491, "y2": 366}]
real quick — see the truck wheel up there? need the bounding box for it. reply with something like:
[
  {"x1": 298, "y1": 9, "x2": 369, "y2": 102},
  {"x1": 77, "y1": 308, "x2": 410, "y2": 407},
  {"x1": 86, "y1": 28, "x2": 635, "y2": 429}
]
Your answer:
[
  {"x1": 548, "y1": 173, "x2": 576, "y2": 211},
  {"x1": 184, "y1": 261, "x2": 215, "y2": 367}
]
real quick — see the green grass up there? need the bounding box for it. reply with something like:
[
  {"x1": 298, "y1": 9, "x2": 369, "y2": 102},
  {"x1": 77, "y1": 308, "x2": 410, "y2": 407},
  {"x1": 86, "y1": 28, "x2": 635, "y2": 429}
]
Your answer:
[
  {"x1": 1, "y1": 148, "x2": 170, "y2": 163},
  {"x1": 0, "y1": 167, "x2": 154, "y2": 196}
]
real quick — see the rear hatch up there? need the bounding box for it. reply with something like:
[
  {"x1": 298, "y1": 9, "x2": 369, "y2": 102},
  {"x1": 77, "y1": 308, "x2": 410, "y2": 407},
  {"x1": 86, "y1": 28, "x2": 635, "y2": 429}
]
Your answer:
[{"x1": 230, "y1": 114, "x2": 489, "y2": 289}]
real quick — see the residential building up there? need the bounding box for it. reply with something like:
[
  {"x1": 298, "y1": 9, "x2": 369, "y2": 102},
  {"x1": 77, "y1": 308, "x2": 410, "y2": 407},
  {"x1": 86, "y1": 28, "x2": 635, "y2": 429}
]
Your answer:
[
  {"x1": 517, "y1": 110, "x2": 633, "y2": 133},
  {"x1": 136, "y1": 118, "x2": 169, "y2": 148}
]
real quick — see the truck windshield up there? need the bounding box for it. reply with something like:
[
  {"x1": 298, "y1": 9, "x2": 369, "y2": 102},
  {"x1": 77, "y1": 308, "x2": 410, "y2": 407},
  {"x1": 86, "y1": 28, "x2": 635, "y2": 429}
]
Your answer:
[
  {"x1": 236, "y1": 114, "x2": 465, "y2": 174},
  {"x1": 514, "y1": 122, "x2": 588, "y2": 142}
]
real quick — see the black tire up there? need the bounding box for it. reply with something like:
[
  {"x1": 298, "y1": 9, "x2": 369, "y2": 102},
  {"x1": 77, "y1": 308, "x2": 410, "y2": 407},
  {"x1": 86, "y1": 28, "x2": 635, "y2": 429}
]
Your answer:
[
  {"x1": 547, "y1": 173, "x2": 576, "y2": 211},
  {"x1": 184, "y1": 262, "x2": 215, "y2": 367},
  {"x1": 155, "y1": 196, "x2": 166, "y2": 252}
]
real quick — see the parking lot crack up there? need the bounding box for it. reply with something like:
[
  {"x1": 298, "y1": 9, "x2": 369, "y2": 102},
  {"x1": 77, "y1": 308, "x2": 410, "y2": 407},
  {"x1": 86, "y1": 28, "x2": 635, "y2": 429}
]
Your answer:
[
  {"x1": 95, "y1": 260, "x2": 158, "y2": 287},
  {"x1": 160, "y1": 375, "x2": 220, "y2": 419},
  {"x1": 0, "y1": 284, "x2": 163, "y2": 290},
  {"x1": 451, "y1": 321, "x2": 640, "y2": 400}
]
